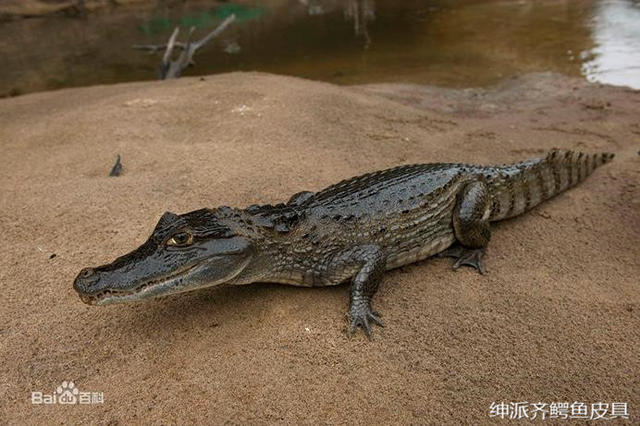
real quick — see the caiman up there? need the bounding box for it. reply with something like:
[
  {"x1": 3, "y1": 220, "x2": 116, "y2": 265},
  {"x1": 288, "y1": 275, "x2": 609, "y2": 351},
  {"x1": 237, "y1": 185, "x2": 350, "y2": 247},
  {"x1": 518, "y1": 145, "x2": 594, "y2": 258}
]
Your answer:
[{"x1": 74, "y1": 149, "x2": 614, "y2": 338}]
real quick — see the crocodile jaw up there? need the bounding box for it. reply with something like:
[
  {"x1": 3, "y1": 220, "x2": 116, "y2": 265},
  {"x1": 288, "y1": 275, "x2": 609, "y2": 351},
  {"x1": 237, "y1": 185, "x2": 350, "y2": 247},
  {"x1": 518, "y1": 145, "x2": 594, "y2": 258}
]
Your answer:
[
  {"x1": 80, "y1": 256, "x2": 251, "y2": 305},
  {"x1": 79, "y1": 263, "x2": 203, "y2": 305}
]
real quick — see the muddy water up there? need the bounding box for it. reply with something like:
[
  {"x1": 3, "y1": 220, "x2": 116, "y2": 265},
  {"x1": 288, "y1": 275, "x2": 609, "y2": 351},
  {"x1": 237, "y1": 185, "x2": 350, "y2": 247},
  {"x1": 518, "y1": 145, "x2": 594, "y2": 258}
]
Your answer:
[{"x1": 1, "y1": 0, "x2": 639, "y2": 96}]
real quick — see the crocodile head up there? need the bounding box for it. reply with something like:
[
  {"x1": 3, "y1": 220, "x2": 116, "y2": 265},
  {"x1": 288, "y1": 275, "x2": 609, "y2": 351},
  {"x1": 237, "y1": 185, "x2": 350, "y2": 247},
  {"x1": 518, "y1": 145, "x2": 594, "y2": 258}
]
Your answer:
[{"x1": 73, "y1": 208, "x2": 255, "y2": 305}]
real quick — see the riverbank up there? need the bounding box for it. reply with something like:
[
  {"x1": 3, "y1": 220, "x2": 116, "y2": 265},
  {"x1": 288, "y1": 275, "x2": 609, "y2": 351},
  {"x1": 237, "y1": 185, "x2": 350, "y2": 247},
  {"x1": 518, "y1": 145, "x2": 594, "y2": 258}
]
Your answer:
[
  {"x1": 0, "y1": 72, "x2": 638, "y2": 423},
  {"x1": 0, "y1": 0, "x2": 152, "y2": 19}
]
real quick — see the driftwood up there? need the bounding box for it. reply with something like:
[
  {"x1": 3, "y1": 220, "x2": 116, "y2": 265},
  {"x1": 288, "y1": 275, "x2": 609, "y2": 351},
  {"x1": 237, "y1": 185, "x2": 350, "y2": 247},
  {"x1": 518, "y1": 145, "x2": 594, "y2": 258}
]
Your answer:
[{"x1": 133, "y1": 14, "x2": 236, "y2": 79}]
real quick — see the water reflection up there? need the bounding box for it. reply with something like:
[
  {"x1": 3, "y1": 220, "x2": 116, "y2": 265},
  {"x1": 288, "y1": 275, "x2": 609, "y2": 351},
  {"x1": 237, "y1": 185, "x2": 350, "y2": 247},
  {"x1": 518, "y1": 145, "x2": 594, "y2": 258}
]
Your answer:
[
  {"x1": 582, "y1": 0, "x2": 640, "y2": 89},
  {"x1": 299, "y1": 0, "x2": 375, "y2": 48},
  {"x1": 344, "y1": 0, "x2": 375, "y2": 48},
  {"x1": 1, "y1": 0, "x2": 639, "y2": 96}
]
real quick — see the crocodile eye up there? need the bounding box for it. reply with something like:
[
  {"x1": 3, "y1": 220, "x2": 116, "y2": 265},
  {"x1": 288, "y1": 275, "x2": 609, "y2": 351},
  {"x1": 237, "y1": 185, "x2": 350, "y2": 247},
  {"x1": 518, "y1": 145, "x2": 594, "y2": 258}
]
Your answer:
[{"x1": 166, "y1": 231, "x2": 193, "y2": 247}]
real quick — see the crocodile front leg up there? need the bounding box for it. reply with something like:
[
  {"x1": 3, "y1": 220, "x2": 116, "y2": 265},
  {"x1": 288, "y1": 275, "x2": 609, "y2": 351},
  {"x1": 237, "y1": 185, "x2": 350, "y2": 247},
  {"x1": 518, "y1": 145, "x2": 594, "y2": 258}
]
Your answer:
[{"x1": 327, "y1": 245, "x2": 386, "y2": 339}]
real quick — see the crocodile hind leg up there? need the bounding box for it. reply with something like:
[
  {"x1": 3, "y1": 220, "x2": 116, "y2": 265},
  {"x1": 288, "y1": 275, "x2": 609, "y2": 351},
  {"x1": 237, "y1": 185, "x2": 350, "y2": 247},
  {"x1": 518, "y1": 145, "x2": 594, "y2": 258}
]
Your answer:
[
  {"x1": 327, "y1": 245, "x2": 386, "y2": 339},
  {"x1": 440, "y1": 180, "x2": 492, "y2": 274},
  {"x1": 439, "y1": 245, "x2": 487, "y2": 274}
]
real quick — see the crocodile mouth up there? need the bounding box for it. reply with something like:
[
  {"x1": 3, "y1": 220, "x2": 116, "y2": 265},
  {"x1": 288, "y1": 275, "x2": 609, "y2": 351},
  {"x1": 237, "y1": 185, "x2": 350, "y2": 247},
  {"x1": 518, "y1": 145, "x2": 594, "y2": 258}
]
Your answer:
[{"x1": 80, "y1": 263, "x2": 201, "y2": 306}]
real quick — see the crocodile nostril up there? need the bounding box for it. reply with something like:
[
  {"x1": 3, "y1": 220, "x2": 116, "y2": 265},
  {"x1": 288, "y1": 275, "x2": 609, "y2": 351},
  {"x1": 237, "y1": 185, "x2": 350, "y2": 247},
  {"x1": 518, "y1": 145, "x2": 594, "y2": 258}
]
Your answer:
[
  {"x1": 80, "y1": 268, "x2": 95, "y2": 278},
  {"x1": 74, "y1": 267, "x2": 100, "y2": 295},
  {"x1": 75, "y1": 268, "x2": 100, "y2": 292}
]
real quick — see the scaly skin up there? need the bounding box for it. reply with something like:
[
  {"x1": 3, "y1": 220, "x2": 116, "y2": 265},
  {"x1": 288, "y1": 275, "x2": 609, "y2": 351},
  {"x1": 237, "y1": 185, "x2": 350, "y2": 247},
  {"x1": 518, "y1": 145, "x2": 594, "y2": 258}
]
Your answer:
[{"x1": 74, "y1": 150, "x2": 614, "y2": 338}]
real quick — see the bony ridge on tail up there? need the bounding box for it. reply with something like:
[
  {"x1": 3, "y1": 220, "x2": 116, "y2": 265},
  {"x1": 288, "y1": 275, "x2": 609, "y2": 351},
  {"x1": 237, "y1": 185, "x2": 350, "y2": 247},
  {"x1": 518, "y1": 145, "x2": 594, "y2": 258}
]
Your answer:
[{"x1": 74, "y1": 149, "x2": 614, "y2": 339}]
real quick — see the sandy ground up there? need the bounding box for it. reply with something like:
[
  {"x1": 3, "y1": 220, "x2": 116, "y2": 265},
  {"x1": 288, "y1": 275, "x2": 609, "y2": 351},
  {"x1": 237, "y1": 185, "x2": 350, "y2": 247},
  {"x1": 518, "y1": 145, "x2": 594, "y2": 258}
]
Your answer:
[{"x1": 0, "y1": 72, "x2": 638, "y2": 424}]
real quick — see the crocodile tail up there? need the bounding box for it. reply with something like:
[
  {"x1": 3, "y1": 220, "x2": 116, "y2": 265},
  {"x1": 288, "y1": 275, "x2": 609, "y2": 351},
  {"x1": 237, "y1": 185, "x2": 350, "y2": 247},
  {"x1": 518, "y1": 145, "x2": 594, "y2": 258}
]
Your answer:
[{"x1": 486, "y1": 149, "x2": 614, "y2": 221}]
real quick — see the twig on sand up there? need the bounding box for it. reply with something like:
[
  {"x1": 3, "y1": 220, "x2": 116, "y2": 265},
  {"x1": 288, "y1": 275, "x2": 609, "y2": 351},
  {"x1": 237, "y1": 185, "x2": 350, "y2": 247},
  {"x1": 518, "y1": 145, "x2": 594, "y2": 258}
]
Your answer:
[
  {"x1": 132, "y1": 14, "x2": 236, "y2": 79},
  {"x1": 109, "y1": 154, "x2": 123, "y2": 177}
]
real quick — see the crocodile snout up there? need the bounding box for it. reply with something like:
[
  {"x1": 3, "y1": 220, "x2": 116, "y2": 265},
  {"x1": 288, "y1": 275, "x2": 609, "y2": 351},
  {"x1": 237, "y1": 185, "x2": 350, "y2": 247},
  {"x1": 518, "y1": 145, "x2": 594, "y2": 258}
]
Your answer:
[{"x1": 73, "y1": 267, "x2": 100, "y2": 296}]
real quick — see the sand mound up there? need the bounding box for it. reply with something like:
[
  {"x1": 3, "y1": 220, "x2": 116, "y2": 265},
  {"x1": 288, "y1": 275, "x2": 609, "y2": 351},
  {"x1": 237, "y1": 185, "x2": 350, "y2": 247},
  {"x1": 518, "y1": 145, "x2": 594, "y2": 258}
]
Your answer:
[{"x1": 0, "y1": 72, "x2": 638, "y2": 423}]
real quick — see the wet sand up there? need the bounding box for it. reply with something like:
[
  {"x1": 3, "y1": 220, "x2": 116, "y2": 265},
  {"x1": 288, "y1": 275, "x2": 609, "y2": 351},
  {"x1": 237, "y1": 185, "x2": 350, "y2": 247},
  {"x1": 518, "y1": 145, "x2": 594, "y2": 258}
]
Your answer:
[{"x1": 0, "y1": 72, "x2": 638, "y2": 423}]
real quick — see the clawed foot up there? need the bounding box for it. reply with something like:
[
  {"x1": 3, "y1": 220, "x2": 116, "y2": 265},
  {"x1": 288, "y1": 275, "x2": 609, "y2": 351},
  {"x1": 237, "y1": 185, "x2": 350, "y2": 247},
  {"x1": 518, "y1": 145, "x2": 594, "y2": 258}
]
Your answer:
[
  {"x1": 439, "y1": 246, "x2": 487, "y2": 275},
  {"x1": 348, "y1": 302, "x2": 384, "y2": 340}
]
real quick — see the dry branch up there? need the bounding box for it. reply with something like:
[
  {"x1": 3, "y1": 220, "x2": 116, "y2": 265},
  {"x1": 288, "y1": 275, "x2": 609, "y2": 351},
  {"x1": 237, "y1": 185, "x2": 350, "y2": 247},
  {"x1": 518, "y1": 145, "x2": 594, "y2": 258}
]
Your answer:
[{"x1": 133, "y1": 14, "x2": 236, "y2": 79}]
